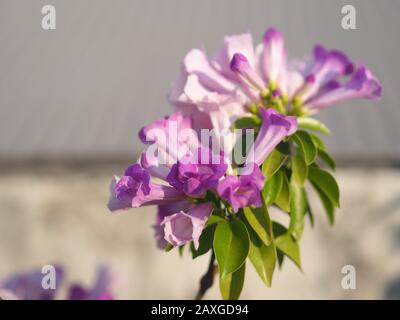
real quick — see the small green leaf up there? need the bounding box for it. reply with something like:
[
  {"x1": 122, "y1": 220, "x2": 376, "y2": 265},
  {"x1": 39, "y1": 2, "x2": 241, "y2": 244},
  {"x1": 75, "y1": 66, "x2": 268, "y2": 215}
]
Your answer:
[
  {"x1": 308, "y1": 166, "x2": 340, "y2": 207},
  {"x1": 262, "y1": 148, "x2": 288, "y2": 181},
  {"x1": 178, "y1": 245, "x2": 185, "y2": 257},
  {"x1": 247, "y1": 227, "x2": 276, "y2": 287},
  {"x1": 311, "y1": 182, "x2": 335, "y2": 225},
  {"x1": 277, "y1": 250, "x2": 285, "y2": 269},
  {"x1": 213, "y1": 220, "x2": 250, "y2": 277},
  {"x1": 219, "y1": 262, "x2": 246, "y2": 300},
  {"x1": 243, "y1": 204, "x2": 272, "y2": 246},
  {"x1": 291, "y1": 150, "x2": 308, "y2": 186},
  {"x1": 292, "y1": 131, "x2": 318, "y2": 165},
  {"x1": 234, "y1": 116, "x2": 261, "y2": 129},
  {"x1": 191, "y1": 224, "x2": 216, "y2": 259},
  {"x1": 206, "y1": 215, "x2": 226, "y2": 226},
  {"x1": 273, "y1": 223, "x2": 302, "y2": 270},
  {"x1": 288, "y1": 179, "x2": 307, "y2": 239},
  {"x1": 263, "y1": 171, "x2": 283, "y2": 205},
  {"x1": 274, "y1": 172, "x2": 291, "y2": 212},
  {"x1": 297, "y1": 117, "x2": 331, "y2": 134},
  {"x1": 165, "y1": 243, "x2": 174, "y2": 252},
  {"x1": 317, "y1": 148, "x2": 336, "y2": 171}
]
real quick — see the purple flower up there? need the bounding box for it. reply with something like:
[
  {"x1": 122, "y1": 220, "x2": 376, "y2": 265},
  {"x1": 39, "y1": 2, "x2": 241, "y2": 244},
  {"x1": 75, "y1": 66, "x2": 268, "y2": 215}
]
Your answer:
[
  {"x1": 169, "y1": 26, "x2": 381, "y2": 117},
  {"x1": 304, "y1": 65, "x2": 382, "y2": 112},
  {"x1": 108, "y1": 164, "x2": 185, "y2": 212},
  {"x1": 166, "y1": 148, "x2": 227, "y2": 198},
  {"x1": 139, "y1": 112, "x2": 200, "y2": 178},
  {"x1": 0, "y1": 265, "x2": 64, "y2": 300},
  {"x1": 230, "y1": 53, "x2": 266, "y2": 100},
  {"x1": 217, "y1": 164, "x2": 265, "y2": 212},
  {"x1": 68, "y1": 266, "x2": 116, "y2": 300},
  {"x1": 153, "y1": 200, "x2": 192, "y2": 249},
  {"x1": 261, "y1": 27, "x2": 287, "y2": 84},
  {"x1": 246, "y1": 108, "x2": 297, "y2": 166},
  {"x1": 161, "y1": 203, "x2": 214, "y2": 249}
]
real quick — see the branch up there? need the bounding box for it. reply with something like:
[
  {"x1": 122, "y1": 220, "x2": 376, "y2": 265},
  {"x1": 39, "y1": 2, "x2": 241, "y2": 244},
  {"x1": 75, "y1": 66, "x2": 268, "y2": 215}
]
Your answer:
[{"x1": 195, "y1": 251, "x2": 217, "y2": 300}]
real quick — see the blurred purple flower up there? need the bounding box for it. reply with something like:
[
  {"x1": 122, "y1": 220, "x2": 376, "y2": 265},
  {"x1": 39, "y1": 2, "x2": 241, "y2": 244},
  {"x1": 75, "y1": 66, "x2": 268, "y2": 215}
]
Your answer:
[
  {"x1": 68, "y1": 266, "x2": 116, "y2": 300},
  {"x1": 0, "y1": 265, "x2": 64, "y2": 300}
]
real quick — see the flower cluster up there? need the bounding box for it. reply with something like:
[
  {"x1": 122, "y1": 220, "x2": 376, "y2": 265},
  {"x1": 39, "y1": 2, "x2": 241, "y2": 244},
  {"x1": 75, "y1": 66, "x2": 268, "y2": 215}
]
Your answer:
[{"x1": 108, "y1": 27, "x2": 381, "y2": 299}]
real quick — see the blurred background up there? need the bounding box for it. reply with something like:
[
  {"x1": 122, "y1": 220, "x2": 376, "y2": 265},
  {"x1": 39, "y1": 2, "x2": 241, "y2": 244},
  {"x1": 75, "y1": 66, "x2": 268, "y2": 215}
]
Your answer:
[{"x1": 0, "y1": 0, "x2": 399, "y2": 299}]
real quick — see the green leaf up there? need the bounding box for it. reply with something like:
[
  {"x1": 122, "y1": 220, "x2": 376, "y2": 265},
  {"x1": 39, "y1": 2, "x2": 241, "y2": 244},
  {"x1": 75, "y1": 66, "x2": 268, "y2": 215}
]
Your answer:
[
  {"x1": 308, "y1": 166, "x2": 340, "y2": 207},
  {"x1": 311, "y1": 182, "x2": 335, "y2": 225},
  {"x1": 234, "y1": 116, "x2": 261, "y2": 129},
  {"x1": 277, "y1": 250, "x2": 285, "y2": 268},
  {"x1": 243, "y1": 204, "x2": 272, "y2": 246},
  {"x1": 273, "y1": 223, "x2": 302, "y2": 270},
  {"x1": 262, "y1": 148, "x2": 288, "y2": 181},
  {"x1": 309, "y1": 133, "x2": 326, "y2": 150},
  {"x1": 191, "y1": 224, "x2": 216, "y2": 259},
  {"x1": 219, "y1": 262, "x2": 246, "y2": 300},
  {"x1": 297, "y1": 117, "x2": 331, "y2": 134},
  {"x1": 206, "y1": 215, "x2": 226, "y2": 226},
  {"x1": 178, "y1": 245, "x2": 185, "y2": 257},
  {"x1": 247, "y1": 227, "x2": 276, "y2": 287},
  {"x1": 263, "y1": 171, "x2": 283, "y2": 205},
  {"x1": 317, "y1": 148, "x2": 336, "y2": 171},
  {"x1": 304, "y1": 191, "x2": 315, "y2": 227},
  {"x1": 292, "y1": 131, "x2": 318, "y2": 165},
  {"x1": 291, "y1": 150, "x2": 308, "y2": 186},
  {"x1": 213, "y1": 220, "x2": 250, "y2": 277},
  {"x1": 288, "y1": 179, "x2": 307, "y2": 239},
  {"x1": 165, "y1": 243, "x2": 174, "y2": 252},
  {"x1": 274, "y1": 172, "x2": 291, "y2": 212}
]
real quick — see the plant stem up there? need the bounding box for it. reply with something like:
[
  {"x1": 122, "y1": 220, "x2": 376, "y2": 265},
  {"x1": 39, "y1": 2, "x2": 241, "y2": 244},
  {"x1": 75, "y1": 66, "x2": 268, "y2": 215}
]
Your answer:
[{"x1": 195, "y1": 251, "x2": 217, "y2": 300}]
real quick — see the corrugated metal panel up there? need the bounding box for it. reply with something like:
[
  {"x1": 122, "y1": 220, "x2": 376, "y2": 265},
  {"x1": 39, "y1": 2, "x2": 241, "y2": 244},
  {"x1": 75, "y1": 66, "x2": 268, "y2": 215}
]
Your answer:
[{"x1": 0, "y1": 0, "x2": 399, "y2": 161}]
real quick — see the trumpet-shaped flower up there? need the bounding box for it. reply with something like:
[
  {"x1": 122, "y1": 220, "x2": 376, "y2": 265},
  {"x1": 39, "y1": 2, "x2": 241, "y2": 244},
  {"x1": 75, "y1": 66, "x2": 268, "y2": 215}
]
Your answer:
[
  {"x1": 169, "y1": 27, "x2": 381, "y2": 119},
  {"x1": 217, "y1": 164, "x2": 265, "y2": 212},
  {"x1": 161, "y1": 203, "x2": 213, "y2": 249}
]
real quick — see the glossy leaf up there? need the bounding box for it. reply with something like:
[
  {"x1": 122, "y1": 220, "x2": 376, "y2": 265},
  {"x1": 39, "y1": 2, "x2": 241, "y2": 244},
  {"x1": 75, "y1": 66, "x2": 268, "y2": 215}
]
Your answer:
[
  {"x1": 297, "y1": 117, "x2": 330, "y2": 134},
  {"x1": 293, "y1": 131, "x2": 317, "y2": 165},
  {"x1": 311, "y1": 182, "x2": 335, "y2": 225},
  {"x1": 274, "y1": 172, "x2": 291, "y2": 212},
  {"x1": 273, "y1": 223, "x2": 302, "y2": 270},
  {"x1": 288, "y1": 179, "x2": 307, "y2": 239},
  {"x1": 263, "y1": 171, "x2": 283, "y2": 205},
  {"x1": 206, "y1": 215, "x2": 226, "y2": 226},
  {"x1": 219, "y1": 262, "x2": 246, "y2": 300},
  {"x1": 213, "y1": 220, "x2": 250, "y2": 277},
  {"x1": 308, "y1": 167, "x2": 340, "y2": 207},
  {"x1": 262, "y1": 148, "x2": 288, "y2": 181},
  {"x1": 317, "y1": 148, "x2": 336, "y2": 171},
  {"x1": 191, "y1": 224, "x2": 216, "y2": 259},
  {"x1": 309, "y1": 133, "x2": 326, "y2": 150},
  {"x1": 292, "y1": 150, "x2": 308, "y2": 186},
  {"x1": 248, "y1": 226, "x2": 276, "y2": 287},
  {"x1": 243, "y1": 203, "x2": 272, "y2": 246}
]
